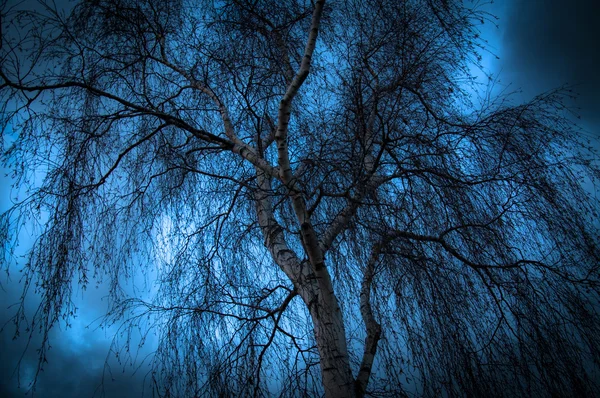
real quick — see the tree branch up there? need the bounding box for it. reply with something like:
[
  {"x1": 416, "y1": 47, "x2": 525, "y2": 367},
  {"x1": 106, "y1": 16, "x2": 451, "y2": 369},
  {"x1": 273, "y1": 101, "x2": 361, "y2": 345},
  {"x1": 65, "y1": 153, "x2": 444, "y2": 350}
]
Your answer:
[
  {"x1": 273, "y1": 0, "x2": 326, "y2": 273},
  {"x1": 354, "y1": 243, "x2": 382, "y2": 397}
]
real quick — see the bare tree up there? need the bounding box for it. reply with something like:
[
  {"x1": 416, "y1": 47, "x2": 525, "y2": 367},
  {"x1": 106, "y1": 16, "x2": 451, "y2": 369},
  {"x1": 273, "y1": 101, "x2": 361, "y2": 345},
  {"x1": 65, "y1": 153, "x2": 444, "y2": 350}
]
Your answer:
[{"x1": 2, "y1": 0, "x2": 600, "y2": 396}]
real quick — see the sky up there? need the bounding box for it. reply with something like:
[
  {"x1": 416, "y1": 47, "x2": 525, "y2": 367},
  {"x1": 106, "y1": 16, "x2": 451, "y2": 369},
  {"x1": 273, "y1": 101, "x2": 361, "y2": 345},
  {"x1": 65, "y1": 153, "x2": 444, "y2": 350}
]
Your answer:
[
  {"x1": 1, "y1": 0, "x2": 599, "y2": 396},
  {"x1": 494, "y1": 0, "x2": 599, "y2": 133}
]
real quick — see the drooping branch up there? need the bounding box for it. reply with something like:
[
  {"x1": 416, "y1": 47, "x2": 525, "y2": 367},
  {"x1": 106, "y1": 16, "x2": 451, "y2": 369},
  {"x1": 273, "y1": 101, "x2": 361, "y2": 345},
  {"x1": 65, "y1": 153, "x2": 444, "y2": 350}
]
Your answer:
[
  {"x1": 151, "y1": 44, "x2": 280, "y2": 178},
  {"x1": 0, "y1": 70, "x2": 280, "y2": 178},
  {"x1": 2, "y1": 1, "x2": 599, "y2": 397},
  {"x1": 319, "y1": 175, "x2": 388, "y2": 253}
]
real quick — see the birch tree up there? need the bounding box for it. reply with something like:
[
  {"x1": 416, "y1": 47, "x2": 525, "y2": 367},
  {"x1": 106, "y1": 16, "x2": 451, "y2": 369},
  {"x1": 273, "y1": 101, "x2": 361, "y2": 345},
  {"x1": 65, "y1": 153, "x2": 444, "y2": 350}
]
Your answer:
[{"x1": 2, "y1": 0, "x2": 600, "y2": 396}]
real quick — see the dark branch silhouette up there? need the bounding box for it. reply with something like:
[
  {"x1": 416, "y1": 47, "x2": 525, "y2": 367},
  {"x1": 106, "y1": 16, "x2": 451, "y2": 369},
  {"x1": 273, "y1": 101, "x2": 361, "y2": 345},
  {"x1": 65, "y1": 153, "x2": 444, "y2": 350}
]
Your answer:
[{"x1": 1, "y1": 0, "x2": 599, "y2": 396}]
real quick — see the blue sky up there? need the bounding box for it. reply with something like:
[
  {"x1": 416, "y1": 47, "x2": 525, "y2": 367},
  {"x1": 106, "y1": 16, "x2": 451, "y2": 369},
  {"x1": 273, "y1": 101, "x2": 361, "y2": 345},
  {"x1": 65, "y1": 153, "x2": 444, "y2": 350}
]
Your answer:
[{"x1": 1, "y1": 0, "x2": 599, "y2": 396}]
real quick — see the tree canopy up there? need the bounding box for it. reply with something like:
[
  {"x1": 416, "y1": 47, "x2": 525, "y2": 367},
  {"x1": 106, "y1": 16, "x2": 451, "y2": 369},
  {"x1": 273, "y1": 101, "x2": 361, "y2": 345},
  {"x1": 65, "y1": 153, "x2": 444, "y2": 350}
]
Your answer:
[{"x1": 1, "y1": 0, "x2": 600, "y2": 396}]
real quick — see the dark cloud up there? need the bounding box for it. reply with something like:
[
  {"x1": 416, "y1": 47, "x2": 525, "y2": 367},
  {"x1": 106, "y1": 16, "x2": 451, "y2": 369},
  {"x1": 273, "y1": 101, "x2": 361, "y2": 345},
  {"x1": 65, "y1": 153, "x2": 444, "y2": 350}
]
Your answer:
[
  {"x1": 500, "y1": 0, "x2": 600, "y2": 131},
  {"x1": 0, "y1": 325, "x2": 150, "y2": 398},
  {"x1": 0, "y1": 277, "x2": 154, "y2": 397}
]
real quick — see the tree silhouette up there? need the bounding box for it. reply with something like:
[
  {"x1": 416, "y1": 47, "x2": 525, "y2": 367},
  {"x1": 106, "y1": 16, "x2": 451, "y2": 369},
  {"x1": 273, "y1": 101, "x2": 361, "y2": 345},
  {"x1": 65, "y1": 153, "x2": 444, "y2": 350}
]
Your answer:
[{"x1": 1, "y1": 0, "x2": 600, "y2": 396}]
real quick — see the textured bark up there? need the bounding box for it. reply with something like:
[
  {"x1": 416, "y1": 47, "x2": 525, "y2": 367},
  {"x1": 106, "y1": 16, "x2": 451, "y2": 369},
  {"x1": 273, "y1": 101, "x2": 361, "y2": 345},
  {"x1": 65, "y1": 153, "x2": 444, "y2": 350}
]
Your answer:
[
  {"x1": 265, "y1": 1, "x2": 359, "y2": 395},
  {"x1": 255, "y1": 168, "x2": 357, "y2": 397},
  {"x1": 307, "y1": 282, "x2": 357, "y2": 398}
]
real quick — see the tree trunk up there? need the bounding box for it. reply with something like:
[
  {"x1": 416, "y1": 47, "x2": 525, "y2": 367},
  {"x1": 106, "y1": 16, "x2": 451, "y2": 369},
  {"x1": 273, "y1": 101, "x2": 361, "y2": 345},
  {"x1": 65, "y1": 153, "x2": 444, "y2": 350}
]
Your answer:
[{"x1": 302, "y1": 280, "x2": 357, "y2": 398}]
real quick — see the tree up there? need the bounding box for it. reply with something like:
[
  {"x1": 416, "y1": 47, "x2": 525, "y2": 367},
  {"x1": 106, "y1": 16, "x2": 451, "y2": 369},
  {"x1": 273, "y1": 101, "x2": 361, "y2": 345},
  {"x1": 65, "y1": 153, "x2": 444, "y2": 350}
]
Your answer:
[{"x1": 1, "y1": 0, "x2": 600, "y2": 396}]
